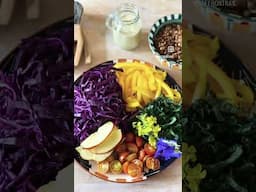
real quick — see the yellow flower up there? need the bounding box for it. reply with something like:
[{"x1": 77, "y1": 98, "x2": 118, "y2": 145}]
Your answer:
[
  {"x1": 149, "y1": 135, "x2": 156, "y2": 147},
  {"x1": 133, "y1": 114, "x2": 161, "y2": 148}
]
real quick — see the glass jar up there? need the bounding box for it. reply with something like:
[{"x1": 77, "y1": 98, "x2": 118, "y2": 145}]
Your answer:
[{"x1": 106, "y1": 3, "x2": 142, "y2": 50}]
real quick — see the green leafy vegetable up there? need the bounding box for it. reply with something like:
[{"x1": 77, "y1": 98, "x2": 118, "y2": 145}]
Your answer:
[
  {"x1": 135, "y1": 95, "x2": 182, "y2": 143},
  {"x1": 183, "y1": 97, "x2": 256, "y2": 192}
]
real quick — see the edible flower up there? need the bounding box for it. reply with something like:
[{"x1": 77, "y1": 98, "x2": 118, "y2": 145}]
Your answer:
[
  {"x1": 183, "y1": 143, "x2": 206, "y2": 192},
  {"x1": 132, "y1": 114, "x2": 161, "y2": 147},
  {"x1": 154, "y1": 139, "x2": 181, "y2": 161}
]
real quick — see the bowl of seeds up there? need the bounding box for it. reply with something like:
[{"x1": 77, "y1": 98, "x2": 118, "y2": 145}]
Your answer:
[{"x1": 148, "y1": 14, "x2": 182, "y2": 70}]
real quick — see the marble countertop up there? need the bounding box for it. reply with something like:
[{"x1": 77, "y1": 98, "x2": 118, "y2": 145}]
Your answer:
[{"x1": 74, "y1": 0, "x2": 182, "y2": 191}]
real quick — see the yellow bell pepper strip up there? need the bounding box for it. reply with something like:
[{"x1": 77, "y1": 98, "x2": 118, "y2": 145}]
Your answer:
[
  {"x1": 182, "y1": 28, "x2": 255, "y2": 107},
  {"x1": 156, "y1": 78, "x2": 174, "y2": 100},
  {"x1": 140, "y1": 88, "x2": 155, "y2": 99},
  {"x1": 207, "y1": 61, "x2": 237, "y2": 104},
  {"x1": 173, "y1": 89, "x2": 182, "y2": 103},
  {"x1": 209, "y1": 37, "x2": 220, "y2": 59},
  {"x1": 192, "y1": 56, "x2": 208, "y2": 101},
  {"x1": 231, "y1": 79, "x2": 254, "y2": 106},
  {"x1": 126, "y1": 97, "x2": 142, "y2": 108},
  {"x1": 154, "y1": 70, "x2": 166, "y2": 80},
  {"x1": 124, "y1": 72, "x2": 134, "y2": 95},
  {"x1": 125, "y1": 67, "x2": 139, "y2": 74},
  {"x1": 146, "y1": 71, "x2": 157, "y2": 91},
  {"x1": 114, "y1": 62, "x2": 182, "y2": 111},
  {"x1": 131, "y1": 71, "x2": 139, "y2": 94},
  {"x1": 142, "y1": 94, "x2": 151, "y2": 106},
  {"x1": 154, "y1": 82, "x2": 162, "y2": 99},
  {"x1": 140, "y1": 74, "x2": 149, "y2": 90}
]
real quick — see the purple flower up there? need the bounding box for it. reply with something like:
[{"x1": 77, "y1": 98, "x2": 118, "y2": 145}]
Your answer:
[{"x1": 154, "y1": 139, "x2": 181, "y2": 161}]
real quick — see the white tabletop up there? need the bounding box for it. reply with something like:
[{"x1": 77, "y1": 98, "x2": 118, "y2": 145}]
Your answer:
[{"x1": 74, "y1": 0, "x2": 182, "y2": 191}]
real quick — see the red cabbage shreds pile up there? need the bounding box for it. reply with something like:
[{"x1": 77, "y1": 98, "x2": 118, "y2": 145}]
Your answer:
[
  {"x1": 0, "y1": 72, "x2": 42, "y2": 148},
  {"x1": 0, "y1": 24, "x2": 73, "y2": 192},
  {"x1": 74, "y1": 62, "x2": 128, "y2": 143}
]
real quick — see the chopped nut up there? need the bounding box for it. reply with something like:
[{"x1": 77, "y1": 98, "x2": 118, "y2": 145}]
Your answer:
[{"x1": 154, "y1": 23, "x2": 182, "y2": 63}]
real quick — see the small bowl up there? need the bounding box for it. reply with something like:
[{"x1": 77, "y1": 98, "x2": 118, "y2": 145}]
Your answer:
[
  {"x1": 194, "y1": 0, "x2": 256, "y2": 33},
  {"x1": 148, "y1": 14, "x2": 182, "y2": 70}
]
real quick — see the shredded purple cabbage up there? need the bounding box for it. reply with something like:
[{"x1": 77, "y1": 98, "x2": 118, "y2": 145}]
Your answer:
[
  {"x1": 0, "y1": 22, "x2": 73, "y2": 192},
  {"x1": 74, "y1": 62, "x2": 128, "y2": 143}
]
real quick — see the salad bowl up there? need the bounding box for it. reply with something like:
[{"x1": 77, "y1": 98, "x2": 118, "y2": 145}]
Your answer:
[{"x1": 74, "y1": 58, "x2": 182, "y2": 183}]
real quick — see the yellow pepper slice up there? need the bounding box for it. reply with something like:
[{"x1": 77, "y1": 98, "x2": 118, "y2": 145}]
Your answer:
[
  {"x1": 154, "y1": 82, "x2": 162, "y2": 99},
  {"x1": 146, "y1": 71, "x2": 157, "y2": 91},
  {"x1": 126, "y1": 97, "x2": 142, "y2": 108},
  {"x1": 156, "y1": 79, "x2": 174, "y2": 100},
  {"x1": 114, "y1": 62, "x2": 182, "y2": 111},
  {"x1": 173, "y1": 89, "x2": 182, "y2": 103},
  {"x1": 231, "y1": 79, "x2": 254, "y2": 106},
  {"x1": 131, "y1": 71, "x2": 139, "y2": 94},
  {"x1": 192, "y1": 56, "x2": 208, "y2": 101},
  {"x1": 207, "y1": 61, "x2": 237, "y2": 104}
]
